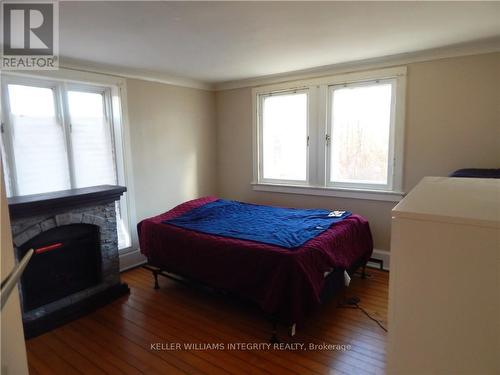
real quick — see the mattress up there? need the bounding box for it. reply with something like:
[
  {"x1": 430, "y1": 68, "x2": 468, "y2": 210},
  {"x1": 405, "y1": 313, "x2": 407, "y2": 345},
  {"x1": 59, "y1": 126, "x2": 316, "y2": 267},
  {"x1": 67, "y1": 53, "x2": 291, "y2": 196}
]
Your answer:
[{"x1": 138, "y1": 196, "x2": 373, "y2": 325}]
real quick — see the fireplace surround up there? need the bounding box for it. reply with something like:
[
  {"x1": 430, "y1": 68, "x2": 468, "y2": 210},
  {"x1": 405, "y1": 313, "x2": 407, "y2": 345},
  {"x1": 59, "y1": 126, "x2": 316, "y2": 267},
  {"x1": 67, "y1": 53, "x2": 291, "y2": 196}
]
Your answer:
[{"x1": 8, "y1": 185, "x2": 130, "y2": 338}]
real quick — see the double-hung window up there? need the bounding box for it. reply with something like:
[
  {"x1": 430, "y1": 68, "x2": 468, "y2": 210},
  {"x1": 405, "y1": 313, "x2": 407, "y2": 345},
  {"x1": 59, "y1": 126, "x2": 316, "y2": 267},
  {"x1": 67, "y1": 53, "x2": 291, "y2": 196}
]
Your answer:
[
  {"x1": 254, "y1": 67, "x2": 406, "y2": 201},
  {"x1": 1, "y1": 74, "x2": 132, "y2": 249}
]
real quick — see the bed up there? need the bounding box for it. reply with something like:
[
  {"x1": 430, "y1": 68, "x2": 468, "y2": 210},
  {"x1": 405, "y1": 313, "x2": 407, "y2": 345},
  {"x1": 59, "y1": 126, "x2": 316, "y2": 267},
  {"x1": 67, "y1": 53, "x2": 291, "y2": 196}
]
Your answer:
[
  {"x1": 137, "y1": 196, "x2": 373, "y2": 330},
  {"x1": 449, "y1": 168, "x2": 500, "y2": 179}
]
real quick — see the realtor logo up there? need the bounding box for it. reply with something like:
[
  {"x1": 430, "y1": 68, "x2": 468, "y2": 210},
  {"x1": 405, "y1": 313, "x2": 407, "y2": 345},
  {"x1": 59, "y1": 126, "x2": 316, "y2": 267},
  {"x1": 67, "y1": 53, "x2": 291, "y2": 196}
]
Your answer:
[{"x1": 1, "y1": 1, "x2": 59, "y2": 70}]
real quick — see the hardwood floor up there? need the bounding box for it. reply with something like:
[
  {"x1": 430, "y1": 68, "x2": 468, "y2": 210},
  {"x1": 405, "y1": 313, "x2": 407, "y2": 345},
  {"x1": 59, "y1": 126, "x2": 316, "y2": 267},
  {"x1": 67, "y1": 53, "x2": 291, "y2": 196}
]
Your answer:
[{"x1": 26, "y1": 267, "x2": 388, "y2": 375}]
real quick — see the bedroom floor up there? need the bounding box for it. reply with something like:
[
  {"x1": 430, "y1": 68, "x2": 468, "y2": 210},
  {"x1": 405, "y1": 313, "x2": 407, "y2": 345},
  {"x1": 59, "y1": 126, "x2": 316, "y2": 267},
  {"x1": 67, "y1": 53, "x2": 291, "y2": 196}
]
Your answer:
[{"x1": 25, "y1": 267, "x2": 388, "y2": 375}]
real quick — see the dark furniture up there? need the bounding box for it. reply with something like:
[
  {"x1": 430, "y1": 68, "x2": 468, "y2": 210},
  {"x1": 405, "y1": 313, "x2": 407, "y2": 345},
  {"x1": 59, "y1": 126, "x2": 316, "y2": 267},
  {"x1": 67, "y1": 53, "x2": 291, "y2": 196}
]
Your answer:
[{"x1": 449, "y1": 168, "x2": 500, "y2": 179}]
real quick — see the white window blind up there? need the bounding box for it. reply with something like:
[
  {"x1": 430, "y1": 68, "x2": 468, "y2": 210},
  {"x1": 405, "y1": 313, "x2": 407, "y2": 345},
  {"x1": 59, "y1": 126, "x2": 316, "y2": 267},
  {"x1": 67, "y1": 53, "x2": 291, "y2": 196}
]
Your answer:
[
  {"x1": 261, "y1": 92, "x2": 308, "y2": 182},
  {"x1": 67, "y1": 90, "x2": 117, "y2": 188},
  {"x1": 8, "y1": 84, "x2": 71, "y2": 195}
]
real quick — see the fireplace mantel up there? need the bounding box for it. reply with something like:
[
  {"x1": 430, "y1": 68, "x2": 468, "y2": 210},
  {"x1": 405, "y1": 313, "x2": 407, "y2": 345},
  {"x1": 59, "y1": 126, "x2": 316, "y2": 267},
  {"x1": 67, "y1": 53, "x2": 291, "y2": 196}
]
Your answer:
[{"x1": 8, "y1": 185, "x2": 126, "y2": 219}]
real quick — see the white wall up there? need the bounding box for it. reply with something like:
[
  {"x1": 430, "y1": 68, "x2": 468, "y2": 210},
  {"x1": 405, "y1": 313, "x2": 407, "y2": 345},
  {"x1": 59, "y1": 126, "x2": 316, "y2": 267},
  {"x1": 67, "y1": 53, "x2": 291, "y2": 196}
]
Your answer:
[{"x1": 126, "y1": 79, "x2": 217, "y2": 222}]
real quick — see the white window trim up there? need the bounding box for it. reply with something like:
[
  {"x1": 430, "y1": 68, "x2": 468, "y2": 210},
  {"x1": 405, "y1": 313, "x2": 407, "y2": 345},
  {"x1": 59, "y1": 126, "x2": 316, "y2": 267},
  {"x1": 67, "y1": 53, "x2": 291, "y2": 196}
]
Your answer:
[
  {"x1": 257, "y1": 88, "x2": 310, "y2": 186},
  {"x1": 0, "y1": 69, "x2": 138, "y2": 254},
  {"x1": 252, "y1": 66, "x2": 407, "y2": 202},
  {"x1": 252, "y1": 183, "x2": 404, "y2": 202}
]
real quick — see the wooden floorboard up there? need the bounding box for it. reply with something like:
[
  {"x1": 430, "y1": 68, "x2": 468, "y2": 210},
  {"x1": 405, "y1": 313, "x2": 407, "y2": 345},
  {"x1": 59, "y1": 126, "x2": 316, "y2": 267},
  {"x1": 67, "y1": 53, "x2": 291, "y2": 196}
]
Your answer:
[{"x1": 26, "y1": 267, "x2": 388, "y2": 375}]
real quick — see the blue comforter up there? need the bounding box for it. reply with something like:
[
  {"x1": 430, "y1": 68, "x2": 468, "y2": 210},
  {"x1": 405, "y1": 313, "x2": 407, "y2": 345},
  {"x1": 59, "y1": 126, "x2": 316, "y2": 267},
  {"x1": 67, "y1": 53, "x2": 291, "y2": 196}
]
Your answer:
[{"x1": 163, "y1": 199, "x2": 351, "y2": 249}]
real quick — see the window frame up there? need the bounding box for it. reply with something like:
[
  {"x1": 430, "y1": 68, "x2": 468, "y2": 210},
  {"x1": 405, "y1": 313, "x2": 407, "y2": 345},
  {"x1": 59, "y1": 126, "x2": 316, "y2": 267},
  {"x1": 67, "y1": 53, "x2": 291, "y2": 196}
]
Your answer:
[
  {"x1": 257, "y1": 88, "x2": 311, "y2": 186},
  {"x1": 64, "y1": 83, "x2": 117, "y2": 189},
  {"x1": 252, "y1": 66, "x2": 407, "y2": 201},
  {"x1": 1, "y1": 76, "x2": 64, "y2": 196},
  {"x1": 0, "y1": 72, "x2": 134, "y2": 251},
  {"x1": 326, "y1": 78, "x2": 397, "y2": 191}
]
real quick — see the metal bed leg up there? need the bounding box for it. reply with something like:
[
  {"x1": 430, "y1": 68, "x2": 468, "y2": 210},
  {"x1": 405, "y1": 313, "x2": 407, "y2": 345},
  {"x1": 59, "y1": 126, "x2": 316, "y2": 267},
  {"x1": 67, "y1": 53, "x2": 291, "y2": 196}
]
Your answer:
[
  {"x1": 361, "y1": 264, "x2": 367, "y2": 279},
  {"x1": 270, "y1": 318, "x2": 279, "y2": 343},
  {"x1": 153, "y1": 271, "x2": 160, "y2": 289}
]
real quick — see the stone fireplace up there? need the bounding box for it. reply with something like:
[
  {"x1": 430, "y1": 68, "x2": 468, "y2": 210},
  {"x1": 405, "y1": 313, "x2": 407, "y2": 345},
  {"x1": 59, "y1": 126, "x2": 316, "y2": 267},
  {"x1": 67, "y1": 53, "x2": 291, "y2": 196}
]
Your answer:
[{"x1": 8, "y1": 185, "x2": 130, "y2": 338}]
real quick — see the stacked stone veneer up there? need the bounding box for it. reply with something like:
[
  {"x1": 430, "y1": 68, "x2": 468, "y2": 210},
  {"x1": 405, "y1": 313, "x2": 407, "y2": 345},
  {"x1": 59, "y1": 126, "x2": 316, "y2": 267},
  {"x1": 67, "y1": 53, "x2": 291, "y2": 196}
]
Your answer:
[{"x1": 11, "y1": 202, "x2": 121, "y2": 322}]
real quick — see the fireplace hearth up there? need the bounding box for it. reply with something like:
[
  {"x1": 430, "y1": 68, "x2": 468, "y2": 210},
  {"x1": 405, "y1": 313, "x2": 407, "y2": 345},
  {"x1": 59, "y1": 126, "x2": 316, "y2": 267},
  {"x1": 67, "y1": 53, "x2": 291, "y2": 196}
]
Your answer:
[{"x1": 8, "y1": 185, "x2": 130, "y2": 338}]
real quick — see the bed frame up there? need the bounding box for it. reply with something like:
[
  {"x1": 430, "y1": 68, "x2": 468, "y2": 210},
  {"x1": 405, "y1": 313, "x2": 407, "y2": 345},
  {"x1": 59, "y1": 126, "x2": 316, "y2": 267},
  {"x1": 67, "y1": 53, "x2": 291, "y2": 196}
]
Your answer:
[{"x1": 143, "y1": 258, "x2": 371, "y2": 342}]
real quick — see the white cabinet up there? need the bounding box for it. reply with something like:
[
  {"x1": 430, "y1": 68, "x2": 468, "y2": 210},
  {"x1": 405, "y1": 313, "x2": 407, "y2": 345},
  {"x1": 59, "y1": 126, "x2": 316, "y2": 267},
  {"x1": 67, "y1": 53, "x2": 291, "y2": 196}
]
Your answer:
[{"x1": 387, "y1": 177, "x2": 500, "y2": 374}]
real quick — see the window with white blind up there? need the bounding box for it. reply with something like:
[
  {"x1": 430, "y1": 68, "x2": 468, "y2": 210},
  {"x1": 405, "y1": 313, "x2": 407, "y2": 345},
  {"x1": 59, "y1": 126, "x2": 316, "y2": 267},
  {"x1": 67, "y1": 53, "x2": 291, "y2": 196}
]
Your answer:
[
  {"x1": 1, "y1": 75, "x2": 131, "y2": 249},
  {"x1": 7, "y1": 84, "x2": 71, "y2": 196},
  {"x1": 254, "y1": 67, "x2": 406, "y2": 201},
  {"x1": 67, "y1": 90, "x2": 117, "y2": 188},
  {"x1": 260, "y1": 91, "x2": 308, "y2": 183}
]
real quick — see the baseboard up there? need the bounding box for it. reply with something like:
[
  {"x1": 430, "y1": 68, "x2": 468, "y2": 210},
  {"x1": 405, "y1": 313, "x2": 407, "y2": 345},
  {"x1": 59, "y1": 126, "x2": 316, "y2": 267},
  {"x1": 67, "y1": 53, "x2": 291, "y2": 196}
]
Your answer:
[
  {"x1": 367, "y1": 248, "x2": 390, "y2": 271},
  {"x1": 119, "y1": 248, "x2": 146, "y2": 271}
]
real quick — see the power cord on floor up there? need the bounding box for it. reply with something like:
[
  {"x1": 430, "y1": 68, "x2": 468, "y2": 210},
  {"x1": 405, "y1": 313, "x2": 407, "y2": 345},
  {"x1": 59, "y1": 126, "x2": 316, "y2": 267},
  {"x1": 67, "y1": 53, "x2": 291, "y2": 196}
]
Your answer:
[{"x1": 338, "y1": 296, "x2": 388, "y2": 332}]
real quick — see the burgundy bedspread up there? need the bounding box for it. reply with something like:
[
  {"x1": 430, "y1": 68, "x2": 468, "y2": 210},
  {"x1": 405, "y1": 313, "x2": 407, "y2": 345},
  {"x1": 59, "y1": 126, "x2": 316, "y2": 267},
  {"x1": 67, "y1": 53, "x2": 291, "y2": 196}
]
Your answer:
[{"x1": 138, "y1": 197, "x2": 373, "y2": 325}]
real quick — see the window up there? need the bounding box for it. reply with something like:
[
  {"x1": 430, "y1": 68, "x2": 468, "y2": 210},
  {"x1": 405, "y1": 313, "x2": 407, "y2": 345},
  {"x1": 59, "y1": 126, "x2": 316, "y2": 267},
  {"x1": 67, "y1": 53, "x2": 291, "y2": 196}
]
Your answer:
[
  {"x1": 254, "y1": 67, "x2": 406, "y2": 201},
  {"x1": 328, "y1": 80, "x2": 395, "y2": 189},
  {"x1": 1, "y1": 75, "x2": 131, "y2": 249},
  {"x1": 260, "y1": 91, "x2": 308, "y2": 182},
  {"x1": 7, "y1": 84, "x2": 71, "y2": 196},
  {"x1": 67, "y1": 90, "x2": 117, "y2": 188}
]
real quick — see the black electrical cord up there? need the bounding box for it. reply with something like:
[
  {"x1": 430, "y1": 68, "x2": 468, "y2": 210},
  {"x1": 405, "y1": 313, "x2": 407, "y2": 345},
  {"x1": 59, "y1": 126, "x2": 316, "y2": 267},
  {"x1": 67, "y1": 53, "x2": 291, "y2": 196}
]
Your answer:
[{"x1": 338, "y1": 296, "x2": 388, "y2": 332}]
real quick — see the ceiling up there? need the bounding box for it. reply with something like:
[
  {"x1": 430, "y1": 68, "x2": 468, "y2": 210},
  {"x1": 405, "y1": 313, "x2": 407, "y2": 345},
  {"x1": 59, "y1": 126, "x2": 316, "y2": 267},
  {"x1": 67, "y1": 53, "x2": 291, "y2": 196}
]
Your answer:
[{"x1": 60, "y1": 1, "x2": 500, "y2": 86}]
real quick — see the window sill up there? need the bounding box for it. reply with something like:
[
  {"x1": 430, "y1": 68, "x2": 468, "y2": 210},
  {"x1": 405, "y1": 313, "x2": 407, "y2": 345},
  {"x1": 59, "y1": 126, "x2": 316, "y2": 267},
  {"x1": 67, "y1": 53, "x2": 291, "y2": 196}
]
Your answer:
[{"x1": 251, "y1": 183, "x2": 405, "y2": 202}]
